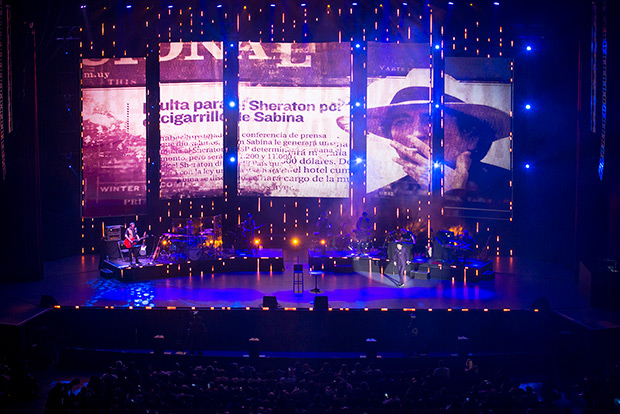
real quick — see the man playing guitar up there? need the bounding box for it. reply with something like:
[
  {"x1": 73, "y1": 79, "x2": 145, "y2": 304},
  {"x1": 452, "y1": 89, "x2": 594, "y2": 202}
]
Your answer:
[
  {"x1": 241, "y1": 213, "x2": 263, "y2": 255},
  {"x1": 124, "y1": 222, "x2": 145, "y2": 265}
]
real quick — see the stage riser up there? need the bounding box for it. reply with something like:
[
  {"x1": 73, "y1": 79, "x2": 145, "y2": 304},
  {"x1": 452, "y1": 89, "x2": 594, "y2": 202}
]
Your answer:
[
  {"x1": 101, "y1": 258, "x2": 285, "y2": 282},
  {"x1": 302, "y1": 257, "x2": 496, "y2": 282},
  {"x1": 31, "y1": 308, "x2": 553, "y2": 356}
]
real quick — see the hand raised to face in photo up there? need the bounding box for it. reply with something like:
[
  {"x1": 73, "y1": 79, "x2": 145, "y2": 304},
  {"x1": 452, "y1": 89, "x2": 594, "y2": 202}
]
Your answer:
[{"x1": 389, "y1": 111, "x2": 431, "y2": 190}]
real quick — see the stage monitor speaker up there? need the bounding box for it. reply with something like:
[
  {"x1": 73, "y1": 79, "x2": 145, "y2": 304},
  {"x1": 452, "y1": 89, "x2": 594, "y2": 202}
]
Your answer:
[
  {"x1": 39, "y1": 295, "x2": 58, "y2": 308},
  {"x1": 262, "y1": 296, "x2": 278, "y2": 309},
  {"x1": 314, "y1": 296, "x2": 329, "y2": 310}
]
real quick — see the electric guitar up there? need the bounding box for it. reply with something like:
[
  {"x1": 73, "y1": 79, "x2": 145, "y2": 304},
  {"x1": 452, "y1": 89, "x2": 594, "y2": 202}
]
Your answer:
[{"x1": 124, "y1": 234, "x2": 150, "y2": 249}]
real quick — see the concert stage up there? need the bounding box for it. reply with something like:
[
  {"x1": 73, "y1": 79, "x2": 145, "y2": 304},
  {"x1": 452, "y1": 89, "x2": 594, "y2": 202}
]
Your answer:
[
  {"x1": 99, "y1": 249, "x2": 285, "y2": 282},
  {"x1": 0, "y1": 252, "x2": 590, "y2": 313}
]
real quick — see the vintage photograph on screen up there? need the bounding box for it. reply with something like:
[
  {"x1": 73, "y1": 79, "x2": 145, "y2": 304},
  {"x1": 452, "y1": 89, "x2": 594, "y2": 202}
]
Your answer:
[
  {"x1": 443, "y1": 57, "x2": 512, "y2": 207},
  {"x1": 366, "y1": 42, "x2": 431, "y2": 198},
  {"x1": 238, "y1": 42, "x2": 350, "y2": 198},
  {"x1": 81, "y1": 58, "x2": 146, "y2": 218},
  {"x1": 159, "y1": 42, "x2": 224, "y2": 199}
]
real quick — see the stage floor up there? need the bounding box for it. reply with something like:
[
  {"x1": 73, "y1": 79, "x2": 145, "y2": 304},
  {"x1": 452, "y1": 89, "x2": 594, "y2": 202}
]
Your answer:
[{"x1": 0, "y1": 251, "x2": 601, "y2": 323}]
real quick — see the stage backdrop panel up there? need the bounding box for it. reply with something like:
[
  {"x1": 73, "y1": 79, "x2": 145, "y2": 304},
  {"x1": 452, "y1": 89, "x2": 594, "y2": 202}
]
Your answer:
[
  {"x1": 82, "y1": 58, "x2": 146, "y2": 218},
  {"x1": 443, "y1": 57, "x2": 512, "y2": 210},
  {"x1": 159, "y1": 42, "x2": 224, "y2": 199},
  {"x1": 366, "y1": 42, "x2": 431, "y2": 197},
  {"x1": 238, "y1": 42, "x2": 350, "y2": 198}
]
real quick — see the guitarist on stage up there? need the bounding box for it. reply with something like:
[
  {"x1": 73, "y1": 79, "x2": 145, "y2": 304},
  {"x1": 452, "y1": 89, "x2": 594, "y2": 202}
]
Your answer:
[
  {"x1": 125, "y1": 222, "x2": 143, "y2": 265},
  {"x1": 242, "y1": 213, "x2": 259, "y2": 254}
]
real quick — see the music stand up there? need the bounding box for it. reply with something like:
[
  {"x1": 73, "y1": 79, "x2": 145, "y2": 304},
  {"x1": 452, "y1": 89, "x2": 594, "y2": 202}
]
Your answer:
[{"x1": 309, "y1": 269, "x2": 323, "y2": 294}]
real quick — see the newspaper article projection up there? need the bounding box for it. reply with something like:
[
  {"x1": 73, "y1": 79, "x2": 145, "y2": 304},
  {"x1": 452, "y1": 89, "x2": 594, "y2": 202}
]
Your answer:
[
  {"x1": 82, "y1": 58, "x2": 147, "y2": 217},
  {"x1": 444, "y1": 57, "x2": 512, "y2": 208},
  {"x1": 366, "y1": 42, "x2": 431, "y2": 198},
  {"x1": 159, "y1": 42, "x2": 224, "y2": 199},
  {"x1": 238, "y1": 42, "x2": 350, "y2": 197}
]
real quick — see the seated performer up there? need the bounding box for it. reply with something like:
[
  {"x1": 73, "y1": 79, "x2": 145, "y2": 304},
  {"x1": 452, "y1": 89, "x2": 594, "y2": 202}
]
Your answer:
[
  {"x1": 241, "y1": 213, "x2": 258, "y2": 253},
  {"x1": 392, "y1": 242, "x2": 411, "y2": 287},
  {"x1": 315, "y1": 211, "x2": 331, "y2": 252},
  {"x1": 355, "y1": 212, "x2": 372, "y2": 255},
  {"x1": 124, "y1": 222, "x2": 143, "y2": 265}
]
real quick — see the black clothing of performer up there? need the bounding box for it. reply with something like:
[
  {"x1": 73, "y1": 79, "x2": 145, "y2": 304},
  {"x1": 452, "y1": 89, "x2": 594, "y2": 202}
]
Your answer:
[
  {"x1": 125, "y1": 224, "x2": 141, "y2": 265},
  {"x1": 242, "y1": 214, "x2": 257, "y2": 253},
  {"x1": 392, "y1": 244, "x2": 410, "y2": 286},
  {"x1": 316, "y1": 212, "x2": 331, "y2": 238},
  {"x1": 355, "y1": 212, "x2": 372, "y2": 254}
]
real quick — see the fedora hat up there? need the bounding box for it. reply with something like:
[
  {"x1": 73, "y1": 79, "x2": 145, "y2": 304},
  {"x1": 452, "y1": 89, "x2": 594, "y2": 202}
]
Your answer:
[{"x1": 365, "y1": 69, "x2": 510, "y2": 141}]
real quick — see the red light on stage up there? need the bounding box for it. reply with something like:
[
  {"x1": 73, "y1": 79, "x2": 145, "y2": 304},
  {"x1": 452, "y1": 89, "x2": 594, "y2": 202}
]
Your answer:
[{"x1": 320, "y1": 239, "x2": 326, "y2": 245}]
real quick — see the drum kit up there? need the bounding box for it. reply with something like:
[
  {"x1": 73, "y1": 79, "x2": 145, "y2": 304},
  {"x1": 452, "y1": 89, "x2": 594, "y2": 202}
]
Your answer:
[{"x1": 153, "y1": 228, "x2": 220, "y2": 262}]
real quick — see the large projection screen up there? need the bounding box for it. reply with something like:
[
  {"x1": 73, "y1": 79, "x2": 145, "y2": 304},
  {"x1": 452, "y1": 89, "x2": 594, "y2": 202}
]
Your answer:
[
  {"x1": 443, "y1": 57, "x2": 512, "y2": 209},
  {"x1": 238, "y1": 42, "x2": 350, "y2": 198},
  {"x1": 366, "y1": 42, "x2": 431, "y2": 198},
  {"x1": 159, "y1": 42, "x2": 224, "y2": 199},
  {"x1": 82, "y1": 58, "x2": 147, "y2": 217}
]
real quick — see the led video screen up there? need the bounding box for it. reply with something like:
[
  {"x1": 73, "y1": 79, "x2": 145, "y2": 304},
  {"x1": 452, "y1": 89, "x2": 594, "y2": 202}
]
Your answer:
[
  {"x1": 238, "y1": 42, "x2": 350, "y2": 197},
  {"x1": 159, "y1": 42, "x2": 224, "y2": 199},
  {"x1": 366, "y1": 42, "x2": 431, "y2": 197},
  {"x1": 82, "y1": 57, "x2": 146, "y2": 217},
  {"x1": 444, "y1": 57, "x2": 512, "y2": 207}
]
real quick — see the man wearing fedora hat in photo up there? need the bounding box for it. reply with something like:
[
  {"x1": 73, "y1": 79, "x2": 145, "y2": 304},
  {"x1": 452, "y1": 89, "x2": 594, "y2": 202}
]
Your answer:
[{"x1": 366, "y1": 67, "x2": 511, "y2": 202}]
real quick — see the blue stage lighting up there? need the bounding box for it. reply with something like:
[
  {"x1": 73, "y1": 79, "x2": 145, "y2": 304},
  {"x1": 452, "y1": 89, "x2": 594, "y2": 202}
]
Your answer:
[
  {"x1": 356, "y1": 157, "x2": 363, "y2": 164},
  {"x1": 352, "y1": 2, "x2": 358, "y2": 5},
  {"x1": 270, "y1": 3, "x2": 276, "y2": 7},
  {"x1": 526, "y1": 45, "x2": 532, "y2": 51},
  {"x1": 494, "y1": 1, "x2": 500, "y2": 5},
  {"x1": 355, "y1": 102, "x2": 361, "y2": 107},
  {"x1": 433, "y1": 161, "x2": 441, "y2": 169},
  {"x1": 525, "y1": 163, "x2": 531, "y2": 169},
  {"x1": 525, "y1": 104, "x2": 531, "y2": 110},
  {"x1": 435, "y1": 104, "x2": 440, "y2": 108},
  {"x1": 229, "y1": 43, "x2": 235, "y2": 48},
  {"x1": 355, "y1": 43, "x2": 361, "y2": 49},
  {"x1": 168, "y1": 4, "x2": 173, "y2": 8},
  {"x1": 229, "y1": 101, "x2": 236, "y2": 108},
  {"x1": 126, "y1": 4, "x2": 132, "y2": 9},
  {"x1": 216, "y1": 4, "x2": 222, "y2": 8},
  {"x1": 448, "y1": 1, "x2": 454, "y2": 4},
  {"x1": 435, "y1": 44, "x2": 440, "y2": 50},
  {"x1": 229, "y1": 156, "x2": 236, "y2": 163},
  {"x1": 301, "y1": 3, "x2": 307, "y2": 6},
  {"x1": 402, "y1": 2, "x2": 408, "y2": 5},
  {"x1": 81, "y1": 4, "x2": 86, "y2": 8}
]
